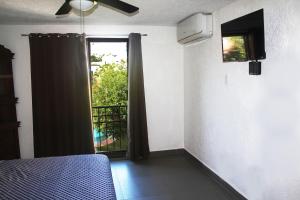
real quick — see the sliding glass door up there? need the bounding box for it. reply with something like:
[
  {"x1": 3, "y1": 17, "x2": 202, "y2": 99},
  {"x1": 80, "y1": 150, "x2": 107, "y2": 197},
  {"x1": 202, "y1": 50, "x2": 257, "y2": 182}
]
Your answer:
[{"x1": 88, "y1": 38, "x2": 128, "y2": 157}]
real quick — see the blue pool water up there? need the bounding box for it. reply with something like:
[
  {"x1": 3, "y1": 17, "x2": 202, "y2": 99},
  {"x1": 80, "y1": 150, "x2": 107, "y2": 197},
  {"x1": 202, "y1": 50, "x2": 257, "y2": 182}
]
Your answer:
[{"x1": 93, "y1": 129, "x2": 104, "y2": 143}]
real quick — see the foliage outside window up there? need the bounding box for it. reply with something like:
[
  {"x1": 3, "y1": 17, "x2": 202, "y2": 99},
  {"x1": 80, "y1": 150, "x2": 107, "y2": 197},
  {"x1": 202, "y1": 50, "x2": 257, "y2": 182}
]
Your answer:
[
  {"x1": 91, "y1": 54, "x2": 128, "y2": 107},
  {"x1": 91, "y1": 53, "x2": 128, "y2": 151}
]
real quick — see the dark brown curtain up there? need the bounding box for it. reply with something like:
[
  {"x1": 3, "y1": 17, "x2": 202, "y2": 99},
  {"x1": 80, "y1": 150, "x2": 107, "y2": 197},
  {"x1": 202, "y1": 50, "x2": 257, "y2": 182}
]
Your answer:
[
  {"x1": 127, "y1": 33, "x2": 150, "y2": 161},
  {"x1": 29, "y1": 33, "x2": 94, "y2": 158}
]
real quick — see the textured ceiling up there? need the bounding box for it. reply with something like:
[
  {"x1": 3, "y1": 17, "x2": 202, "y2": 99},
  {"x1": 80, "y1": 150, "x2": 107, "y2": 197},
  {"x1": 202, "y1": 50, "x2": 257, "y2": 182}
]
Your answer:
[{"x1": 0, "y1": 0, "x2": 236, "y2": 25}]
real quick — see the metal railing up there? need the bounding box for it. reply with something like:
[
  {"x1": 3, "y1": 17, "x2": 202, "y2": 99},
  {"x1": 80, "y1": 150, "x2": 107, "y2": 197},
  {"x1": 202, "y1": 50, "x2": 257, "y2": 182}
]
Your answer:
[{"x1": 92, "y1": 105, "x2": 127, "y2": 154}]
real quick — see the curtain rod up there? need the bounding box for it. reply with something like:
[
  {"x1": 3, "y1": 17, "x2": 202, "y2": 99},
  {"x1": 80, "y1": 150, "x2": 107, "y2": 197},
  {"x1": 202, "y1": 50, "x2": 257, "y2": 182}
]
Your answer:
[{"x1": 21, "y1": 34, "x2": 148, "y2": 37}]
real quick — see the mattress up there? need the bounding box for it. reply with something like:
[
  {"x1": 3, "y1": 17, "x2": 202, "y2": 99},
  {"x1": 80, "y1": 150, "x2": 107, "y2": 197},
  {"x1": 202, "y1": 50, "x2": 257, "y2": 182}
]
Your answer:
[{"x1": 0, "y1": 154, "x2": 116, "y2": 200}]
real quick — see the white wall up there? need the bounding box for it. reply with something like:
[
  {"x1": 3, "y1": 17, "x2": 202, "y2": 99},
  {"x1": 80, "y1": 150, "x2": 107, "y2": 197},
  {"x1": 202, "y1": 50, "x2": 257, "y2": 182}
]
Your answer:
[
  {"x1": 184, "y1": 0, "x2": 300, "y2": 199},
  {"x1": 0, "y1": 25, "x2": 184, "y2": 159}
]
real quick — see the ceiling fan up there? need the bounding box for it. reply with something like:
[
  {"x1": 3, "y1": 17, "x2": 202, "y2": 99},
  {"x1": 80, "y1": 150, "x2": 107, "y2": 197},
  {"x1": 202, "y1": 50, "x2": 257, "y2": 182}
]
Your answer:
[{"x1": 55, "y1": 0, "x2": 139, "y2": 16}]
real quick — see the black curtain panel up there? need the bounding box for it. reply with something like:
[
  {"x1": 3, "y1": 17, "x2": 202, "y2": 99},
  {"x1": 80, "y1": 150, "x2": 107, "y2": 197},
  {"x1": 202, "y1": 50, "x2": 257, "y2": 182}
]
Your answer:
[
  {"x1": 29, "y1": 33, "x2": 94, "y2": 158},
  {"x1": 127, "y1": 33, "x2": 150, "y2": 161}
]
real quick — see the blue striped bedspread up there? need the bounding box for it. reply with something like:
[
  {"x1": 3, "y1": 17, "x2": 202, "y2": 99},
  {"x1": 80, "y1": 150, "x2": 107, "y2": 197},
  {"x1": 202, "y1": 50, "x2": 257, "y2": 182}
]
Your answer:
[{"x1": 0, "y1": 154, "x2": 116, "y2": 200}]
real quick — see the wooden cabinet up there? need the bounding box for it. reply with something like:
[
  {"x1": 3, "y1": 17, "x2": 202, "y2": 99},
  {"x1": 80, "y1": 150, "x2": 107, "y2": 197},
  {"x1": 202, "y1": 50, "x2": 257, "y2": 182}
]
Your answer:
[{"x1": 0, "y1": 45, "x2": 20, "y2": 160}]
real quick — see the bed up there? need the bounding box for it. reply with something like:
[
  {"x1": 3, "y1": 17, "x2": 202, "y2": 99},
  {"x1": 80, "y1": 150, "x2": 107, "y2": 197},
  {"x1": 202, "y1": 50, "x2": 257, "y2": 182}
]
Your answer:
[{"x1": 0, "y1": 154, "x2": 116, "y2": 200}]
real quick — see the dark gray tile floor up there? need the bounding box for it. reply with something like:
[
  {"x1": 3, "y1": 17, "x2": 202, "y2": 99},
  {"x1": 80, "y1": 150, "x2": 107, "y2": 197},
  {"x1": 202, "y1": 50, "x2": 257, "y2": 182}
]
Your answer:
[{"x1": 111, "y1": 155, "x2": 242, "y2": 200}]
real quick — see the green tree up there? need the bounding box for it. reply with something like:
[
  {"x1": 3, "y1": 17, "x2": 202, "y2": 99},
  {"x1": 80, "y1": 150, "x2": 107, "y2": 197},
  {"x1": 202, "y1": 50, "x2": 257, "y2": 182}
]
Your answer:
[
  {"x1": 91, "y1": 54, "x2": 127, "y2": 107},
  {"x1": 91, "y1": 54, "x2": 128, "y2": 146},
  {"x1": 90, "y1": 54, "x2": 104, "y2": 63}
]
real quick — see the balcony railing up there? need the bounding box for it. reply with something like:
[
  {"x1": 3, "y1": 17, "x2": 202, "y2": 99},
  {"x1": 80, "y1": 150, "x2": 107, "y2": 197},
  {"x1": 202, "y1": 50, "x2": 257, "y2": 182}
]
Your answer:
[{"x1": 92, "y1": 105, "x2": 127, "y2": 154}]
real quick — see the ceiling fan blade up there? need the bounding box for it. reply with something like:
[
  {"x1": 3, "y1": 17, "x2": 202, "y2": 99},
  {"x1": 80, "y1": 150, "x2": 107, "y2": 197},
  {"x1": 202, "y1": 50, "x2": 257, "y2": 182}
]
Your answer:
[
  {"x1": 55, "y1": 1, "x2": 72, "y2": 15},
  {"x1": 99, "y1": 0, "x2": 139, "y2": 13}
]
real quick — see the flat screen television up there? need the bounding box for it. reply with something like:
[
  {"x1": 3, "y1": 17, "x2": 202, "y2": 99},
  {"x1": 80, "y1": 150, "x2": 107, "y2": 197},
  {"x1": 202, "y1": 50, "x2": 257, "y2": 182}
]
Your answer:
[{"x1": 221, "y1": 9, "x2": 266, "y2": 62}]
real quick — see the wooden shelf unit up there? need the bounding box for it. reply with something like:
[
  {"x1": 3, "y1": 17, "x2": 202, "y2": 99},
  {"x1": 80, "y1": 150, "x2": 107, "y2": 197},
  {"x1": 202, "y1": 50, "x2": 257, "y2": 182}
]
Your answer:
[
  {"x1": 0, "y1": 74, "x2": 13, "y2": 78},
  {"x1": 0, "y1": 45, "x2": 20, "y2": 160}
]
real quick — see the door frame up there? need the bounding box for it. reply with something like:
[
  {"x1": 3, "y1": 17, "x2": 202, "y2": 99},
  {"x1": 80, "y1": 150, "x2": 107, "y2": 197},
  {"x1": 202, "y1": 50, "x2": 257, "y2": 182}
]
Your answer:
[{"x1": 87, "y1": 38, "x2": 129, "y2": 158}]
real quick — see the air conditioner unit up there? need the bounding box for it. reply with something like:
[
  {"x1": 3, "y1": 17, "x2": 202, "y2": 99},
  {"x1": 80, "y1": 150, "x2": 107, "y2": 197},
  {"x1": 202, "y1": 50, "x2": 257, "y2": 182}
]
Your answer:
[{"x1": 177, "y1": 13, "x2": 213, "y2": 44}]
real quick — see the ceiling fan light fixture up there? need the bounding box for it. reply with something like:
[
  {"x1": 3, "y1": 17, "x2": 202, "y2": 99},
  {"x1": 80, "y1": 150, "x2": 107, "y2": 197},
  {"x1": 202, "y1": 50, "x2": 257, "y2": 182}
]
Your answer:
[{"x1": 69, "y1": 0, "x2": 95, "y2": 11}]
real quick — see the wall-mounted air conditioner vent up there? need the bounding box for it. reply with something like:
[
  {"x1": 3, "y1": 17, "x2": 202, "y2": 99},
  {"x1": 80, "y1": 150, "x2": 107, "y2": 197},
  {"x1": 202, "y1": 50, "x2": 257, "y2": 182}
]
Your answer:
[{"x1": 177, "y1": 13, "x2": 213, "y2": 44}]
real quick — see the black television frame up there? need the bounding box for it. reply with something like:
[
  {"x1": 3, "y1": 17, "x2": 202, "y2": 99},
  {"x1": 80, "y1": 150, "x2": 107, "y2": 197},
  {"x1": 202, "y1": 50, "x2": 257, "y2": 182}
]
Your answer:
[{"x1": 221, "y1": 9, "x2": 266, "y2": 63}]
